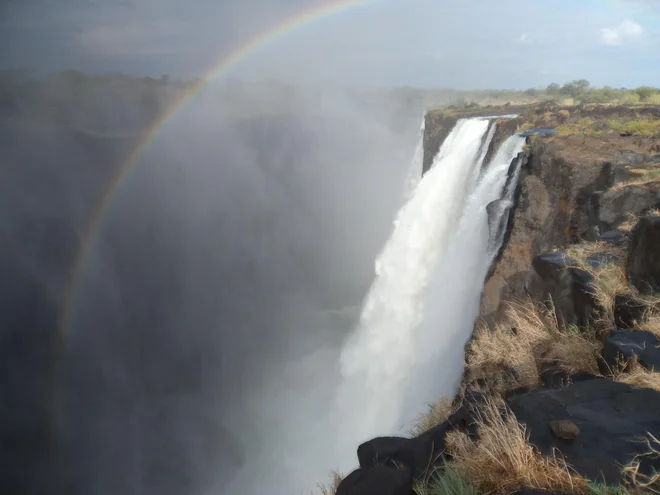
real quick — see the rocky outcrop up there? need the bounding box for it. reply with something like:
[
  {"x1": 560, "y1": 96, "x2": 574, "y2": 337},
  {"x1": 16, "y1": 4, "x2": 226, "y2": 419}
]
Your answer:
[
  {"x1": 480, "y1": 137, "x2": 603, "y2": 323},
  {"x1": 627, "y1": 215, "x2": 660, "y2": 293},
  {"x1": 596, "y1": 184, "x2": 660, "y2": 232},
  {"x1": 337, "y1": 380, "x2": 660, "y2": 491},
  {"x1": 527, "y1": 252, "x2": 600, "y2": 327},
  {"x1": 509, "y1": 380, "x2": 660, "y2": 484}
]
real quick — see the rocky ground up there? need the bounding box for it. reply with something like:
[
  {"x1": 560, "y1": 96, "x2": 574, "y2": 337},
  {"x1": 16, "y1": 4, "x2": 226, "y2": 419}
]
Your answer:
[{"x1": 320, "y1": 103, "x2": 660, "y2": 495}]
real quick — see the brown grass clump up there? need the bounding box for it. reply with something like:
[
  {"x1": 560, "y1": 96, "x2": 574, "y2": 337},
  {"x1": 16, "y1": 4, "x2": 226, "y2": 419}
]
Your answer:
[
  {"x1": 616, "y1": 367, "x2": 660, "y2": 392},
  {"x1": 466, "y1": 300, "x2": 601, "y2": 395},
  {"x1": 639, "y1": 315, "x2": 660, "y2": 339},
  {"x1": 314, "y1": 471, "x2": 343, "y2": 495},
  {"x1": 446, "y1": 396, "x2": 588, "y2": 495},
  {"x1": 564, "y1": 242, "x2": 628, "y2": 326},
  {"x1": 410, "y1": 396, "x2": 458, "y2": 436},
  {"x1": 622, "y1": 433, "x2": 660, "y2": 493}
]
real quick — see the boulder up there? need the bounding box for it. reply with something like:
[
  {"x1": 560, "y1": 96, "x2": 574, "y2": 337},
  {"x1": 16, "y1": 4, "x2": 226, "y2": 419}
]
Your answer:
[
  {"x1": 508, "y1": 379, "x2": 660, "y2": 484},
  {"x1": 598, "y1": 185, "x2": 660, "y2": 232},
  {"x1": 529, "y1": 252, "x2": 599, "y2": 327},
  {"x1": 613, "y1": 294, "x2": 647, "y2": 329},
  {"x1": 598, "y1": 230, "x2": 629, "y2": 247},
  {"x1": 627, "y1": 215, "x2": 660, "y2": 294},
  {"x1": 357, "y1": 406, "x2": 477, "y2": 478},
  {"x1": 539, "y1": 364, "x2": 599, "y2": 389},
  {"x1": 336, "y1": 466, "x2": 412, "y2": 495},
  {"x1": 602, "y1": 330, "x2": 660, "y2": 372}
]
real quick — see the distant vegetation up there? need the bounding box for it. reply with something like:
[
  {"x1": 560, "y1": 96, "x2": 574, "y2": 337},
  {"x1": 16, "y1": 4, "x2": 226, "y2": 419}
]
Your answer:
[{"x1": 2, "y1": 70, "x2": 659, "y2": 135}]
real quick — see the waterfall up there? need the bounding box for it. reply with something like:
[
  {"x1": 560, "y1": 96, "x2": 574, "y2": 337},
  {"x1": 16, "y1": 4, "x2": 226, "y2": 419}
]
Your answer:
[
  {"x1": 400, "y1": 118, "x2": 425, "y2": 202},
  {"x1": 332, "y1": 118, "x2": 525, "y2": 458}
]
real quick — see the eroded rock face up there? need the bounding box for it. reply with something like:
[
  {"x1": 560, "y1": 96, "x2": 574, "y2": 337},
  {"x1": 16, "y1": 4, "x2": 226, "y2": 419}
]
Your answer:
[
  {"x1": 508, "y1": 380, "x2": 660, "y2": 484},
  {"x1": 527, "y1": 252, "x2": 600, "y2": 327},
  {"x1": 627, "y1": 215, "x2": 660, "y2": 293},
  {"x1": 480, "y1": 138, "x2": 604, "y2": 324},
  {"x1": 598, "y1": 184, "x2": 660, "y2": 231}
]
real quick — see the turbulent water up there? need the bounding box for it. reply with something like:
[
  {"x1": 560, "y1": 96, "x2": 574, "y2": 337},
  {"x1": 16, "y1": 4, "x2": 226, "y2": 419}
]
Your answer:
[{"x1": 331, "y1": 118, "x2": 525, "y2": 459}]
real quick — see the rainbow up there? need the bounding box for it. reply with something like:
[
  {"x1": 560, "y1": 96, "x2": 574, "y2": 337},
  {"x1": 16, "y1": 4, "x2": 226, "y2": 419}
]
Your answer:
[{"x1": 60, "y1": 0, "x2": 373, "y2": 332}]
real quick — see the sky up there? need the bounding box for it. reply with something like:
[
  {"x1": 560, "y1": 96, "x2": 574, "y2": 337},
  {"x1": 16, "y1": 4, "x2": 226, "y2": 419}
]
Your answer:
[{"x1": 1, "y1": 0, "x2": 659, "y2": 89}]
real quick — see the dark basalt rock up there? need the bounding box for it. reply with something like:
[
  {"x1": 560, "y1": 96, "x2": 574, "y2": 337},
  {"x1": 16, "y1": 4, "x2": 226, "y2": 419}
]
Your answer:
[
  {"x1": 598, "y1": 185, "x2": 660, "y2": 232},
  {"x1": 508, "y1": 379, "x2": 660, "y2": 484},
  {"x1": 530, "y1": 252, "x2": 599, "y2": 327},
  {"x1": 336, "y1": 466, "x2": 413, "y2": 495},
  {"x1": 602, "y1": 330, "x2": 660, "y2": 372},
  {"x1": 627, "y1": 215, "x2": 660, "y2": 294},
  {"x1": 598, "y1": 229, "x2": 629, "y2": 247},
  {"x1": 531, "y1": 251, "x2": 577, "y2": 280},
  {"x1": 613, "y1": 294, "x2": 648, "y2": 329},
  {"x1": 358, "y1": 403, "x2": 481, "y2": 479},
  {"x1": 540, "y1": 364, "x2": 599, "y2": 389}
]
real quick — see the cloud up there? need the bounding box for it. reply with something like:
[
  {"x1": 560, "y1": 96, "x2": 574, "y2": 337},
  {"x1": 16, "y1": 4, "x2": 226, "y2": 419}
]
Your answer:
[{"x1": 601, "y1": 19, "x2": 643, "y2": 45}]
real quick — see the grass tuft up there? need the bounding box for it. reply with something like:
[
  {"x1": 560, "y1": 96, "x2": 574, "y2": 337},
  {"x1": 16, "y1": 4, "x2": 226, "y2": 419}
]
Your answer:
[
  {"x1": 415, "y1": 465, "x2": 480, "y2": 495},
  {"x1": 314, "y1": 471, "x2": 343, "y2": 495},
  {"x1": 466, "y1": 299, "x2": 601, "y2": 395},
  {"x1": 409, "y1": 396, "x2": 458, "y2": 436},
  {"x1": 617, "y1": 367, "x2": 660, "y2": 392},
  {"x1": 446, "y1": 396, "x2": 588, "y2": 495},
  {"x1": 622, "y1": 433, "x2": 660, "y2": 493}
]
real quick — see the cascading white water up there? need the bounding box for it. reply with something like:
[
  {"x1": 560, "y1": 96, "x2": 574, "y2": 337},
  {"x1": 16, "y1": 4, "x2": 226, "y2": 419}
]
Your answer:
[
  {"x1": 400, "y1": 119, "x2": 425, "y2": 202},
  {"x1": 331, "y1": 120, "x2": 526, "y2": 459},
  {"x1": 331, "y1": 118, "x2": 492, "y2": 457}
]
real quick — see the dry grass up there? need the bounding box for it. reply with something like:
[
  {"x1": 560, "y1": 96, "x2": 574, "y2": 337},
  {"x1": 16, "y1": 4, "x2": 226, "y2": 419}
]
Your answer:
[
  {"x1": 410, "y1": 396, "x2": 458, "y2": 436},
  {"x1": 313, "y1": 471, "x2": 343, "y2": 495},
  {"x1": 639, "y1": 315, "x2": 660, "y2": 339},
  {"x1": 466, "y1": 300, "x2": 601, "y2": 395},
  {"x1": 622, "y1": 433, "x2": 660, "y2": 493},
  {"x1": 617, "y1": 367, "x2": 660, "y2": 392},
  {"x1": 563, "y1": 240, "x2": 660, "y2": 328},
  {"x1": 445, "y1": 396, "x2": 588, "y2": 495}
]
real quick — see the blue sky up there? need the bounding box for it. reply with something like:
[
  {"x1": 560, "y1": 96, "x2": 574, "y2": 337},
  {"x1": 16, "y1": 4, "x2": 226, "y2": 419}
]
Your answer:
[{"x1": 2, "y1": 0, "x2": 659, "y2": 88}]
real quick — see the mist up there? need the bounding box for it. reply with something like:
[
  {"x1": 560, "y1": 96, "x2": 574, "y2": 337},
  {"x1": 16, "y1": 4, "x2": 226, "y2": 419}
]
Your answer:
[{"x1": 0, "y1": 72, "x2": 425, "y2": 495}]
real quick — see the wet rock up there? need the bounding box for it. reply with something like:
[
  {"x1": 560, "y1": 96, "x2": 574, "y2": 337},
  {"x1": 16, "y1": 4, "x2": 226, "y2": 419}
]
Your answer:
[
  {"x1": 530, "y1": 252, "x2": 599, "y2": 327},
  {"x1": 602, "y1": 330, "x2": 660, "y2": 372},
  {"x1": 549, "y1": 419, "x2": 580, "y2": 441},
  {"x1": 598, "y1": 185, "x2": 660, "y2": 231},
  {"x1": 336, "y1": 466, "x2": 413, "y2": 495},
  {"x1": 627, "y1": 215, "x2": 660, "y2": 294},
  {"x1": 508, "y1": 379, "x2": 660, "y2": 483},
  {"x1": 613, "y1": 294, "x2": 647, "y2": 329},
  {"x1": 598, "y1": 229, "x2": 629, "y2": 247}
]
